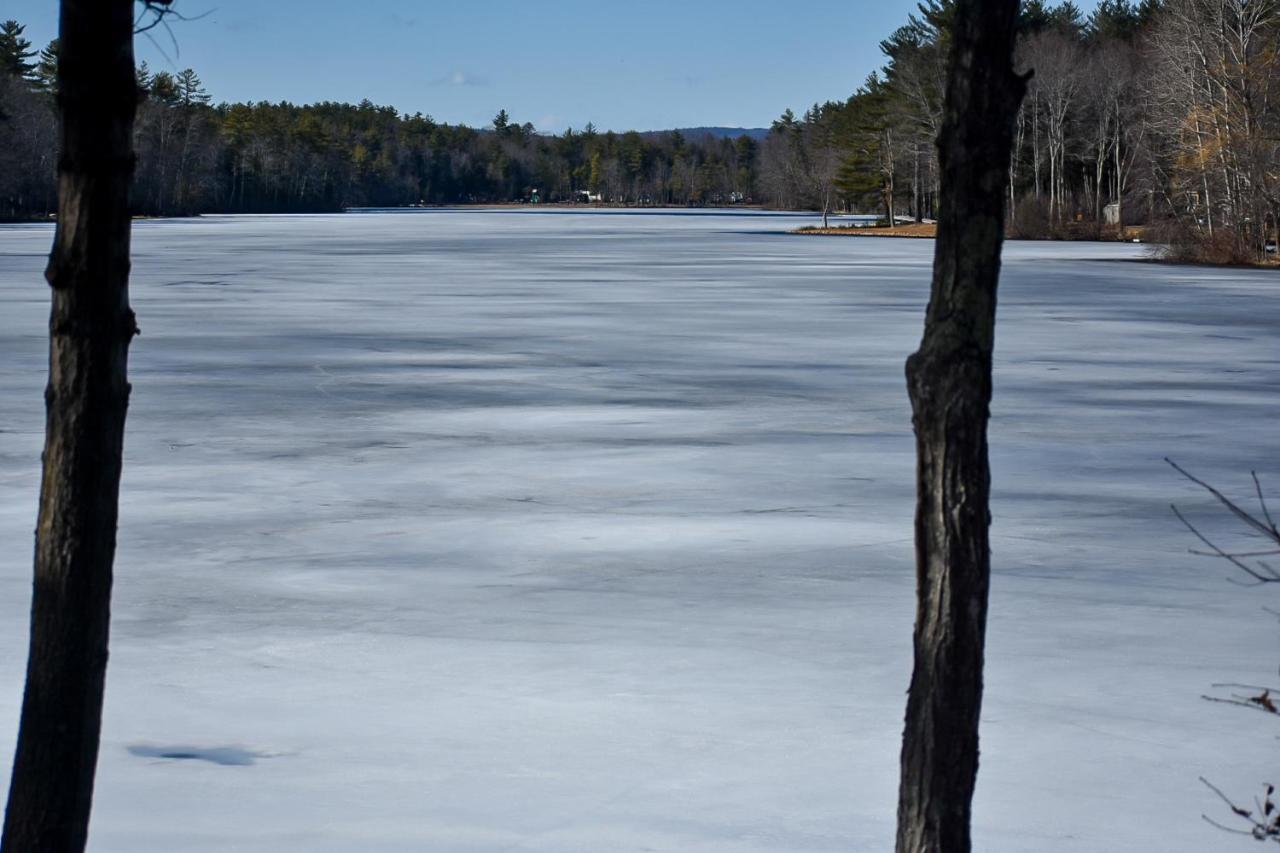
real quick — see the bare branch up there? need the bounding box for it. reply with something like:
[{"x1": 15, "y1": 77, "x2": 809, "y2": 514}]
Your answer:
[
  {"x1": 134, "y1": 0, "x2": 176, "y2": 35},
  {"x1": 1189, "y1": 548, "x2": 1280, "y2": 560},
  {"x1": 1254, "y1": 471, "x2": 1279, "y2": 535},
  {"x1": 1201, "y1": 813, "x2": 1257, "y2": 837},
  {"x1": 1168, "y1": 458, "x2": 1279, "y2": 542},
  {"x1": 1200, "y1": 778, "x2": 1280, "y2": 841},
  {"x1": 134, "y1": 1, "x2": 213, "y2": 37},
  {"x1": 1211, "y1": 683, "x2": 1280, "y2": 694},
  {"x1": 1168, "y1": 459, "x2": 1280, "y2": 585},
  {"x1": 1171, "y1": 503, "x2": 1280, "y2": 584},
  {"x1": 1202, "y1": 694, "x2": 1280, "y2": 714}
]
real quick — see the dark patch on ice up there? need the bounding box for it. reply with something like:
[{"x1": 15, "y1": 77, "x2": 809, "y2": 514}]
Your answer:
[
  {"x1": 161, "y1": 279, "x2": 231, "y2": 287},
  {"x1": 600, "y1": 437, "x2": 732, "y2": 447},
  {"x1": 741, "y1": 506, "x2": 825, "y2": 515},
  {"x1": 128, "y1": 744, "x2": 264, "y2": 766},
  {"x1": 605, "y1": 397, "x2": 722, "y2": 409}
]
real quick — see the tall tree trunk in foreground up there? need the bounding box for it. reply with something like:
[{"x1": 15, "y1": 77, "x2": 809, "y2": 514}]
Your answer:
[
  {"x1": 2, "y1": 2, "x2": 137, "y2": 851},
  {"x1": 896, "y1": 2, "x2": 1025, "y2": 852}
]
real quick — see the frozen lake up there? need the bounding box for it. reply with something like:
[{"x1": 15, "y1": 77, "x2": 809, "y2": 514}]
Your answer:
[{"x1": 0, "y1": 209, "x2": 1277, "y2": 851}]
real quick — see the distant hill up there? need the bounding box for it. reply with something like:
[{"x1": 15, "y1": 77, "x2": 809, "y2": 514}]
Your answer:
[{"x1": 643, "y1": 126, "x2": 771, "y2": 141}]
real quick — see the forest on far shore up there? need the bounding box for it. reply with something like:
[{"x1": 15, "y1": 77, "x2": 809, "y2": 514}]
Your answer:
[{"x1": 1, "y1": 0, "x2": 1277, "y2": 263}]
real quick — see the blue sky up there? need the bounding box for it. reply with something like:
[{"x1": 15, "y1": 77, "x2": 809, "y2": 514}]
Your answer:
[{"x1": 8, "y1": 2, "x2": 1084, "y2": 132}]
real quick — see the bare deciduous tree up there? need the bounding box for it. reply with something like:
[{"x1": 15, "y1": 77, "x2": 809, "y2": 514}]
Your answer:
[
  {"x1": 1148, "y1": 0, "x2": 1280, "y2": 261},
  {"x1": 1025, "y1": 29, "x2": 1083, "y2": 225}
]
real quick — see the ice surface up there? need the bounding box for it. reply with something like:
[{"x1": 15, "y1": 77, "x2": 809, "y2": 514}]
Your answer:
[{"x1": 0, "y1": 209, "x2": 1276, "y2": 851}]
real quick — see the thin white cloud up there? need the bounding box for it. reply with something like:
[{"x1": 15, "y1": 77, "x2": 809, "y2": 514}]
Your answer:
[{"x1": 430, "y1": 70, "x2": 490, "y2": 88}]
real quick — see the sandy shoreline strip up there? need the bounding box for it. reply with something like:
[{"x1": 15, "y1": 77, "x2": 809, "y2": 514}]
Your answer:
[{"x1": 794, "y1": 222, "x2": 938, "y2": 238}]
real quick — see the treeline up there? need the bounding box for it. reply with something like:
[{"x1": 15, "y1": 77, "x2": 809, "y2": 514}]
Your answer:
[
  {"x1": 761, "y1": 0, "x2": 1280, "y2": 262},
  {"x1": 3, "y1": 3, "x2": 1279, "y2": 261},
  {"x1": 0, "y1": 20, "x2": 757, "y2": 218}
]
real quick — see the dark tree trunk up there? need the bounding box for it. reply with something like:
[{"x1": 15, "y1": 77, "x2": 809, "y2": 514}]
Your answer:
[
  {"x1": 2, "y1": 2, "x2": 137, "y2": 852},
  {"x1": 895, "y1": 2, "x2": 1025, "y2": 853}
]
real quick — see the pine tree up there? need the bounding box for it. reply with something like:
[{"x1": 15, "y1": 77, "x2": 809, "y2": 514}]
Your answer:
[
  {"x1": 149, "y1": 70, "x2": 179, "y2": 106},
  {"x1": 834, "y1": 78, "x2": 895, "y2": 219},
  {"x1": 493, "y1": 109, "x2": 510, "y2": 138},
  {"x1": 0, "y1": 20, "x2": 37, "y2": 81},
  {"x1": 33, "y1": 39, "x2": 58, "y2": 95},
  {"x1": 1086, "y1": 0, "x2": 1142, "y2": 42},
  {"x1": 135, "y1": 60, "x2": 152, "y2": 94},
  {"x1": 1019, "y1": 0, "x2": 1054, "y2": 32},
  {"x1": 1047, "y1": 1, "x2": 1085, "y2": 35},
  {"x1": 175, "y1": 68, "x2": 210, "y2": 107}
]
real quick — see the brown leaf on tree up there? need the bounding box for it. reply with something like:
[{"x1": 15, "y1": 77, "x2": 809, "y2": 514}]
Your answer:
[{"x1": 1250, "y1": 690, "x2": 1278, "y2": 714}]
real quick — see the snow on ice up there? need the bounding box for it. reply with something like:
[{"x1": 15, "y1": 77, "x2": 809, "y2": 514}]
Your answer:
[{"x1": 0, "y1": 210, "x2": 1276, "y2": 851}]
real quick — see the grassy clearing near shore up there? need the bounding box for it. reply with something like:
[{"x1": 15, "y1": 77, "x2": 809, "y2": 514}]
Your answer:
[{"x1": 794, "y1": 222, "x2": 938, "y2": 238}]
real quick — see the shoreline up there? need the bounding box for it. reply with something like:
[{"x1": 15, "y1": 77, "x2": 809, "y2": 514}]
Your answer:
[
  {"x1": 8, "y1": 209, "x2": 1272, "y2": 269},
  {"x1": 793, "y1": 222, "x2": 938, "y2": 239}
]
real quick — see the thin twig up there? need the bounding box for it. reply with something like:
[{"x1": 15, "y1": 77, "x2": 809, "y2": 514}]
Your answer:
[
  {"x1": 1189, "y1": 548, "x2": 1280, "y2": 559},
  {"x1": 1172, "y1": 504, "x2": 1280, "y2": 583},
  {"x1": 1255, "y1": 470, "x2": 1279, "y2": 534},
  {"x1": 1202, "y1": 776, "x2": 1253, "y2": 817},
  {"x1": 1212, "y1": 683, "x2": 1280, "y2": 694},
  {"x1": 1168, "y1": 458, "x2": 1279, "y2": 541},
  {"x1": 1202, "y1": 694, "x2": 1278, "y2": 713},
  {"x1": 1201, "y1": 813, "x2": 1256, "y2": 836}
]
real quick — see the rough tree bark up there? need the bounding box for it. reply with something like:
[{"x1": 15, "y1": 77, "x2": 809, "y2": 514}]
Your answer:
[
  {"x1": 896, "y1": 2, "x2": 1025, "y2": 852},
  {"x1": 2, "y1": 2, "x2": 138, "y2": 852}
]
